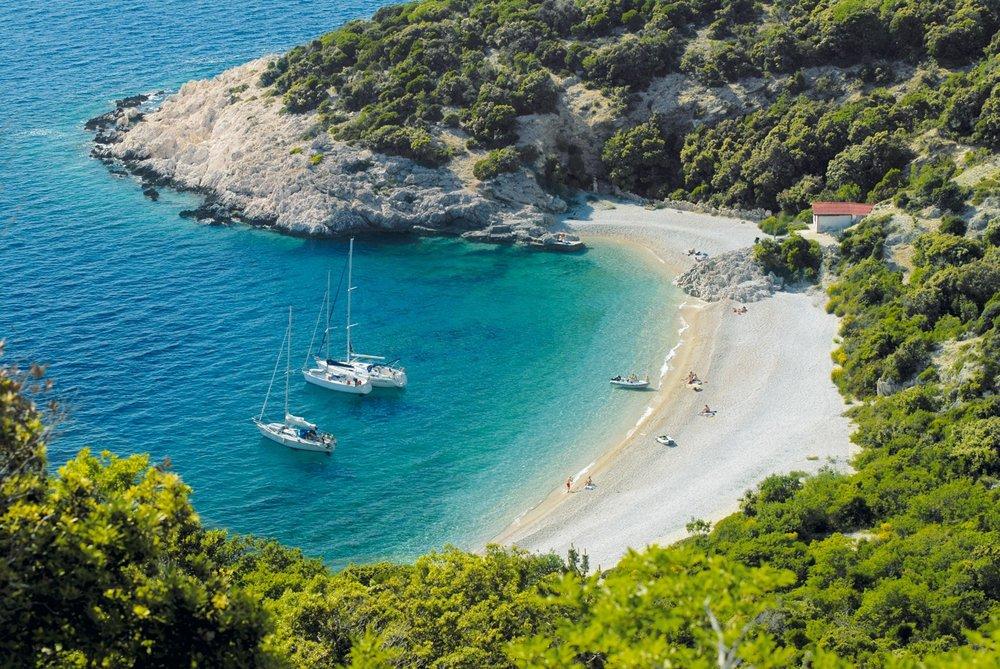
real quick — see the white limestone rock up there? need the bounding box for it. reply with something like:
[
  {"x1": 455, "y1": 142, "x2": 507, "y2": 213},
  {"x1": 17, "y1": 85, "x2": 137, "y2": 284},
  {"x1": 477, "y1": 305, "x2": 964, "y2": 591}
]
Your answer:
[
  {"x1": 675, "y1": 248, "x2": 781, "y2": 302},
  {"x1": 91, "y1": 58, "x2": 558, "y2": 242}
]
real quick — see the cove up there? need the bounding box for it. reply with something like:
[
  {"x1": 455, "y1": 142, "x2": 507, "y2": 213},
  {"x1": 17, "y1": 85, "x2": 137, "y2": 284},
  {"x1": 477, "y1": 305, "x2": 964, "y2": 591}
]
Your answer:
[{"x1": 0, "y1": 0, "x2": 680, "y2": 567}]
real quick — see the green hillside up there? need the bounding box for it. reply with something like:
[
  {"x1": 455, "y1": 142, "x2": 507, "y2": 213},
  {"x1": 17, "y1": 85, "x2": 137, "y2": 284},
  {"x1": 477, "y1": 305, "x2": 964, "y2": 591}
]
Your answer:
[{"x1": 262, "y1": 0, "x2": 999, "y2": 213}]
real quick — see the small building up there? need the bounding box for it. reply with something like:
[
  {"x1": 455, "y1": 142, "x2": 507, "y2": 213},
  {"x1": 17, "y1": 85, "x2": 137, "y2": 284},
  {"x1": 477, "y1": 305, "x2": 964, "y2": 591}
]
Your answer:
[{"x1": 811, "y1": 201, "x2": 874, "y2": 233}]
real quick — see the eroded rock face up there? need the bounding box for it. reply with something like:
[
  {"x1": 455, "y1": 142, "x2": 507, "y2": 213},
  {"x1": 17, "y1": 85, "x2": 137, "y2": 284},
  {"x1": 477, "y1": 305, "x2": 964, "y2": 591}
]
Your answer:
[
  {"x1": 675, "y1": 248, "x2": 781, "y2": 302},
  {"x1": 87, "y1": 58, "x2": 563, "y2": 244}
]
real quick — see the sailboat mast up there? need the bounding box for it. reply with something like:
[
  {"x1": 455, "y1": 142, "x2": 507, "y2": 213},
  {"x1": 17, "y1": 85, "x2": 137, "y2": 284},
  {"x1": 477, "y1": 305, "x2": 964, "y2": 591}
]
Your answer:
[
  {"x1": 346, "y1": 237, "x2": 354, "y2": 362},
  {"x1": 285, "y1": 306, "x2": 291, "y2": 418},
  {"x1": 324, "y1": 269, "x2": 331, "y2": 361}
]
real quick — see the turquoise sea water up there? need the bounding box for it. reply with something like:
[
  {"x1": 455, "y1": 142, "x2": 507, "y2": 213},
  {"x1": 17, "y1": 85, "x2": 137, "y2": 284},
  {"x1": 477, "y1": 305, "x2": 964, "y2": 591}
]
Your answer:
[{"x1": 0, "y1": 1, "x2": 680, "y2": 565}]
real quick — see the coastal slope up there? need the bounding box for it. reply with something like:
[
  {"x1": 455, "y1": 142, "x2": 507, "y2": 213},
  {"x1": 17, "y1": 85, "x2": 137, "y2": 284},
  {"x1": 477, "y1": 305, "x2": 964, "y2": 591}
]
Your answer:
[{"x1": 498, "y1": 204, "x2": 853, "y2": 567}]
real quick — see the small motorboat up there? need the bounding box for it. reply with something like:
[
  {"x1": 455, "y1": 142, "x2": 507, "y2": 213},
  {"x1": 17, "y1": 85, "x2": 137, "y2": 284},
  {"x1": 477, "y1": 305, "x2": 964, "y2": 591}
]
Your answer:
[
  {"x1": 548, "y1": 232, "x2": 585, "y2": 251},
  {"x1": 610, "y1": 374, "x2": 650, "y2": 389},
  {"x1": 656, "y1": 435, "x2": 676, "y2": 446}
]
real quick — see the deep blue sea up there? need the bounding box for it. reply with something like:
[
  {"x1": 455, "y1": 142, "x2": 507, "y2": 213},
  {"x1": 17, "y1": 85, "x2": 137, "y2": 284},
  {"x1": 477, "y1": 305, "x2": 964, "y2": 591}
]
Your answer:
[{"x1": 0, "y1": 1, "x2": 679, "y2": 566}]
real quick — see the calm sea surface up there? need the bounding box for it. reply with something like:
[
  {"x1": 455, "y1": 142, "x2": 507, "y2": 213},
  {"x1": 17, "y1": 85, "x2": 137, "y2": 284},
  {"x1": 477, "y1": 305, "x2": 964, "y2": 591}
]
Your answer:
[{"x1": 0, "y1": 0, "x2": 680, "y2": 565}]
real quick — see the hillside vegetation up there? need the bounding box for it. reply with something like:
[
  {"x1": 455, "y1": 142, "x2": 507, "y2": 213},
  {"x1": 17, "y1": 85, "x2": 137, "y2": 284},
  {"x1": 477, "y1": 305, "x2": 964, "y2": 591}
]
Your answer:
[{"x1": 261, "y1": 0, "x2": 999, "y2": 215}]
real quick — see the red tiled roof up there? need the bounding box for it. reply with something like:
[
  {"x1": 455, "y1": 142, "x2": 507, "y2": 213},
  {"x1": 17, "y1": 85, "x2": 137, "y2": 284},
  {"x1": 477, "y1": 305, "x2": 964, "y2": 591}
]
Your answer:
[{"x1": 811, "y1": 201, "x2": 875, "y2": 216}]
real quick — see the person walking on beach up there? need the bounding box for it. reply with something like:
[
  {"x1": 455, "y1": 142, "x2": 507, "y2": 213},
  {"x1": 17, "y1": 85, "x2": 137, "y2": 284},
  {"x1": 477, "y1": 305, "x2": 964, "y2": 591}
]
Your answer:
[{"x1": 566, "y1": 477, "x2": 572, "y2": 493}]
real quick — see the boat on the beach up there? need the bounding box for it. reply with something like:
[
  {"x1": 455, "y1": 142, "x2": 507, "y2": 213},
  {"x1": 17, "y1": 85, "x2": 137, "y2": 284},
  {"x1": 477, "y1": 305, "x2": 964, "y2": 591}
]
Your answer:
[
  {"x1": 656, "y1": 435, "x2": 676, "y2": 446},
  {"x1": 610, "y1": 374, "x2": 649, "y2": 388},
  {"x1": 254, "y1": 308, "x2": 336, "y2": 453},
  {"x1": 305, "y1": 238, "x2": 406, "y2": 390},
  {"x1": 546, "y1": 232, "x2": 585, "y2": 251}
]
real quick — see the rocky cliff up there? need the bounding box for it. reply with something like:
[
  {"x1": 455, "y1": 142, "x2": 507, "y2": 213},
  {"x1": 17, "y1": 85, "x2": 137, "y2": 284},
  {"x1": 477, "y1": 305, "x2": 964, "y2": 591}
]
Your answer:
[{"x1": 88, "y1": 58, "x2": 577, "y2": 248}]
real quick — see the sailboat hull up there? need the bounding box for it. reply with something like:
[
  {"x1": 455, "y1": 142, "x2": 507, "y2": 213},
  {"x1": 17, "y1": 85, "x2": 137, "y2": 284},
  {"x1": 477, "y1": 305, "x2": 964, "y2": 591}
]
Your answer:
[
  {"x1": 303, "y1": 368, "x2": 373, "y2": 394},
  {"x1": 254, "y1": 419, "x2": 335, "y2": 453},
  {"x1": 316, "y1": 357, "x2": 406, "y2": 388}
]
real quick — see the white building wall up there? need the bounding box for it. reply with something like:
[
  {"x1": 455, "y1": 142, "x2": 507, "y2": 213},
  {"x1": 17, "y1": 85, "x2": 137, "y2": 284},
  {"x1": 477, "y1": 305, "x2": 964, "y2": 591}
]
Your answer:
[{"x1": 813, "y1": 213, "x2": 854, "y2": 233}]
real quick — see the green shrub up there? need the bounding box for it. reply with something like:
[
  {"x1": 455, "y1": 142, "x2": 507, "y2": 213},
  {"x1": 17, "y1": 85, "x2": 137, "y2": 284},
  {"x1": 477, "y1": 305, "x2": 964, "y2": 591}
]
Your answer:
[
  {"x1": 465, "y1": 101, "x2": 518, "y2": 146},
  {"x1": 282, "y1": 74, "x2": 327, "y2": 113},
  {"x1": 473, "y1": 147, "x2": 522, "y2": 180},
  {"x1": 940, "y1": 214, "x2": 967, "y2": 236},
  {"x1": 601, "y1": 117, "x2": 677, "y2": 196},
  {"x1": 759, "y1": 212, "x2": 808, "y2": 236},
  {"x1": 753, "y1": 233, "x2": 823, "y2": 281},
  {"x1": 361, "y1": 125, "x2": 452, "y2": 166},
  {"x1": 905, "y1": 161, "x2": 970, "y2": 213},
  {"x1": 309, "y1": 152, "x2": 324, "y2": 165},
  {"x1": 840, "y1": 215, "x2": 891, "y2": 263}
]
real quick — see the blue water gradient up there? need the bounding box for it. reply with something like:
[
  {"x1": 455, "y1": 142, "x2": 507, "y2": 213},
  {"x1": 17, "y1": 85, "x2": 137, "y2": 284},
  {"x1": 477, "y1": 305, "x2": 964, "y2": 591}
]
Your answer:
[{"x1": 1, "y1": 1, "x2": 679, "y2": 565}]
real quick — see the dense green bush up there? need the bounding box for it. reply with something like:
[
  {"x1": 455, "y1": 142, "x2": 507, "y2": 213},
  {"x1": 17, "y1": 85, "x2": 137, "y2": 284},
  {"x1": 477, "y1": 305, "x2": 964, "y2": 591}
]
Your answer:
[
  {"x1": 753, "y1": 233, "x2": 823, "y2": 281},
  {"x1": 758, "y1": 212, "x2": 807, "y2": 236},
  {"x1": 466, "y1": 101, "x2": 519, "y2": 146},
  {"x1": 361, "y1": 125, "x2": 452, "y2": 166},
  {"x1": 940, "y1": 213, "x2": 968, "y2": 236},
  {"x1": 840, "y1": 214, "x2": 891, "y2": 263},
  {"x1": 473, "y1": 146, "x2": 522, "y2": 180},
  {"x1": 901, "y1": 161, "x2": 971, "y2": 213},
  {"x1": 601, "y1": 116, "x2": 678, "y2": 196}
]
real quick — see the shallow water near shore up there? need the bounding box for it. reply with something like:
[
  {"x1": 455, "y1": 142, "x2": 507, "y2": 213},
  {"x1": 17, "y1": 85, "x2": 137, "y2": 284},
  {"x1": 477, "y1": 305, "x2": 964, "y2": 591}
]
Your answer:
[{"x1": 1, "y1": 0, "x2": 680, "y2": 565}]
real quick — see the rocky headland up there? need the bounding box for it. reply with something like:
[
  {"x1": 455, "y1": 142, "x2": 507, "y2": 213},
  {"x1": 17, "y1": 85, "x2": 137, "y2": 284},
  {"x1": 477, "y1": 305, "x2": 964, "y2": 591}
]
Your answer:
[{"x1": 87, "y1": 59, "x2": 577, "y2": 249}]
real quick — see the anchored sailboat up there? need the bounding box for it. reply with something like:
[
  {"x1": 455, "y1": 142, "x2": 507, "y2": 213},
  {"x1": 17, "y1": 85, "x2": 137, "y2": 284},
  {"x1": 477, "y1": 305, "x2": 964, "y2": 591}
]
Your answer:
[
  {"x1": 305, "y1": 238, "x2": 406, "y2": 391},
  {"x1": 254, "y1": 308, "x2": 336, "y2": 453}
]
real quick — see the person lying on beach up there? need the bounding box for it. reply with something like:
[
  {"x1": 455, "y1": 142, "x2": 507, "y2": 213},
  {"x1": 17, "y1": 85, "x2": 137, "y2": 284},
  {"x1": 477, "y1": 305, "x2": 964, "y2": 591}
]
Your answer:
[{"x1": 699, "y1": 404, "x2": 716, "y2": 416}]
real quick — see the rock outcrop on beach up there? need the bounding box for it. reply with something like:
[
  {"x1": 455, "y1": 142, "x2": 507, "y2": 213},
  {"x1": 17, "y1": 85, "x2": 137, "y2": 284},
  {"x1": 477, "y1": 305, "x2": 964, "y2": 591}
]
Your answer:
[
  {"x1": 675, "y1": 248, "x2": 781, "y2": 302},
  {"x1": 87, "y1": 59, "x2": 576, "y2": 247}
]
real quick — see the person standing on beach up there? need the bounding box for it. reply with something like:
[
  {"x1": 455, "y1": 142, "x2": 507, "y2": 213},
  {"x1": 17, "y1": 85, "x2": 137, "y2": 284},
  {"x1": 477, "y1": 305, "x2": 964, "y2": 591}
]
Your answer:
[{"x1": 565, "y1": 477, "x2": 572, "y2": 493}]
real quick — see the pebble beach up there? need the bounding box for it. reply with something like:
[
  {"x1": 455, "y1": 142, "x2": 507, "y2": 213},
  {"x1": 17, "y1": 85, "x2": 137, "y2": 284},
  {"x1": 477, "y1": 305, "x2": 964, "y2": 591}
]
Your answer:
[{"x1": 495, "y1": 202, "x2": 855, "y2": 568}]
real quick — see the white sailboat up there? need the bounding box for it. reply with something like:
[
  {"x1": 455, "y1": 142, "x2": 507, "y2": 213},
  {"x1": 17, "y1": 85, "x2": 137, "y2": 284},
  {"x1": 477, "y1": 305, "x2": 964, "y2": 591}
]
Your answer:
[
  {"x1": 254, "y1": 308, "x2": 336, "y2": 453},
  {"x1": 305, "y1": 238, "x2": 406, "y2": 390}
]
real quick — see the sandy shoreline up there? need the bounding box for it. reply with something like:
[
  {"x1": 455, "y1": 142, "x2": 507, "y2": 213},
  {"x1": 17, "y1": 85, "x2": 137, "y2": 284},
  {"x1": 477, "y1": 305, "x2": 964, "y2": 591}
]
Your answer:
[{"x1": 492, "y1": 202, "x2": 854, "y2": 568}]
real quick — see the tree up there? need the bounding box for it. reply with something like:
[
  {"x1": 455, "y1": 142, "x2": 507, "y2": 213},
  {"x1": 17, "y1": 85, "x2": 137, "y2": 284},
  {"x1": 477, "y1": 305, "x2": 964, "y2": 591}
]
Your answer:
[
  {"x1": 753, "y1": 233, "x2": 824, "y2": 281},
  {"x1": 0, "y1": 377, "x2": 272, "y2": 667},
  {"x1": 826, "y1": 131, "x2": 913, "y2": 196},
  {"x1": 601, "y1": 117, "x2": 676, "y2": 196},
  {"x1": 466, "y1": 101, "x2": 519, "y2": 146},
  {"x1": 509, "y1": 547, "x2": 799, "y2": 668},
  {"x1": 473, "y1": 147, "x2": 522, "y2": 180}
]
